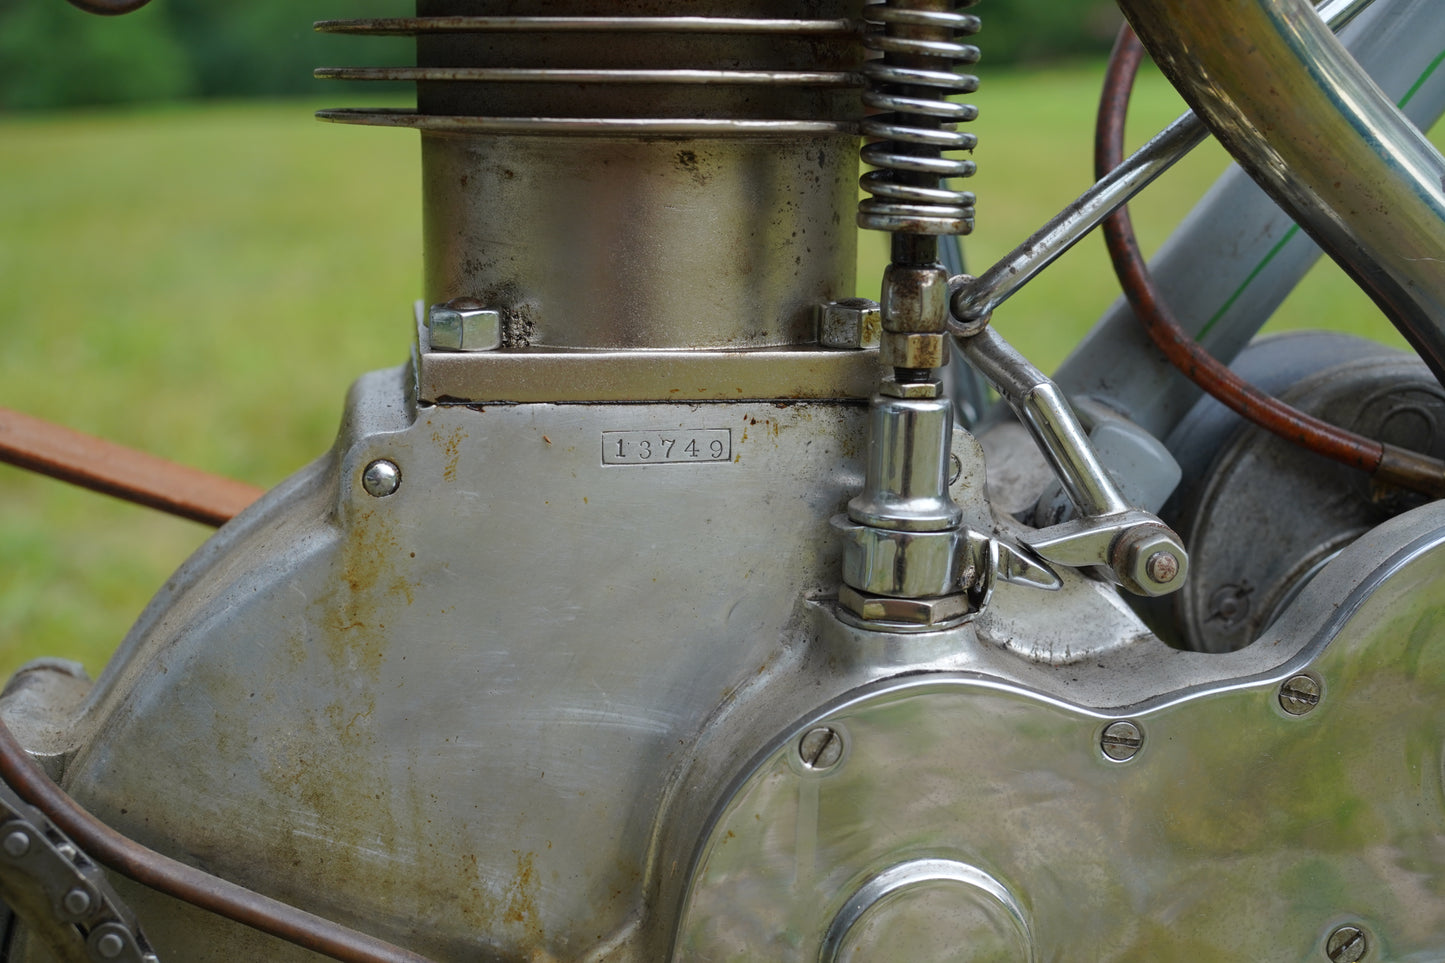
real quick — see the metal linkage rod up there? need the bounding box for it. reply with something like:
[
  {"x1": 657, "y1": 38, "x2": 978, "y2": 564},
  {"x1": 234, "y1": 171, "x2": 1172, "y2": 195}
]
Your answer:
[{"x1": 949, "y1": 0, "x2": 1380, "y2": 329}]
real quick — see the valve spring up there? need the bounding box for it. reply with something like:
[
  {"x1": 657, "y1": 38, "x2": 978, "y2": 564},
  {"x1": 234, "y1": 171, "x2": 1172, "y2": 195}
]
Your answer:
[{"x1": 858, "y1": 0, "x2": 980, "y2": 237}]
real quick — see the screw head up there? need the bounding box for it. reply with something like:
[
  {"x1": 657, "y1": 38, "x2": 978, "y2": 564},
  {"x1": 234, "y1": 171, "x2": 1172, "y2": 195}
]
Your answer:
[
  {"x1": 63, "y1": 887, "x2": 92, "y2": 916},
  {"x1": 361, "y1": 459, "x2": 401, "y2": 498},
  {"x1": 798, "y1": 726, "x2": 844, "y2": 771},
  {"x1": 1326, "y1": 924, "x2": 1367, "y2": 963},
  {"x1": 1280, "y1": 674, "x2": 1321, "y2": 715},
  {"x1": 1101, "y1": 720, "x2": 1143, "y2": 762},
  {"x1": 1, "y1": 830, "x2": 30, "y2": 858}
]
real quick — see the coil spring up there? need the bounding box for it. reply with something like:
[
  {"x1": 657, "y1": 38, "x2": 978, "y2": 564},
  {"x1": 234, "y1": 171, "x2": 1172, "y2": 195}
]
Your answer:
[{"x1": 858, "y1": 1, "x2": 980, "y2": 237}]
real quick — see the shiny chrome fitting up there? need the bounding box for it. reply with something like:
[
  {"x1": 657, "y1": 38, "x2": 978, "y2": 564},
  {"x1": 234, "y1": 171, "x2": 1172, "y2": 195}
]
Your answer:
[
  {"x1": 834, "y1": 518, "x2": 962, "y2": 598},
  {"x1": 880, "y1": 331, "x2": 947, "y2": 369},
  {"x1": 881, "y1": 263, "x2": 950, "y2": 333},
  {"x1": 819, "y1": 298, "x2": 882, "y2": 350},
  {"x1": 847, "y1": 393, "x2": 962, "y2": 533},
  {"x1": 427, "y1": 299, "x2": 502, "y2": 352},
  {"x1": 837, "y1": 583, "x2": 971, "y2": 629}
]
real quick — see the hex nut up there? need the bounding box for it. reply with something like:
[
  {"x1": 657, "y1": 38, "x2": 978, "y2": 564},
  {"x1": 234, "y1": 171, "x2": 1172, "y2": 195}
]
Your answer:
[
  {"x1": 838, "y1": 584, "x2": 970, "y2": 627},
  {"x1": 361, "y1": 459, "x2": 402, "y2": 498},
  {"x1": 427, "y1": 299, "x2": 502, "y2": 352},
  {"x1": 881, "y1": 264, "x2": 950, "y2": 332},
  {"x1": 1100, "y1": 720, "x2": 1143, "y2": 762},
  {"x1": 820, "y1": 298, "x2": 882, "y2": 349},
  {"x1": 1112, "y1": 527, "x2": 1188, "y2": 598},
  {"x1": 880, "y1": 332, "x2": 947, "y2": 369},
  {"x1": 878, "y1": 376, "x2": 942, "y2": 400}
]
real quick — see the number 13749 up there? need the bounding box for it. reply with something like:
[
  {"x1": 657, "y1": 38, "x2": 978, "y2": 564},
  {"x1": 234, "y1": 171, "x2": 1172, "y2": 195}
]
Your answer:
[{"x1": 603, "y1": 429, "x2": 732, "y2": 465}]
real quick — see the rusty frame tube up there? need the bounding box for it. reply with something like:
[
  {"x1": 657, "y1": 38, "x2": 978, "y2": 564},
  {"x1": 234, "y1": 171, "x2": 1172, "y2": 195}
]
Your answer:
[
  {"x1": 0, "y1": 408, "x2": 262, "y2": 528},
  {"x1": 1114, "y1": 0, "x2": 1445, "y2": 385}
]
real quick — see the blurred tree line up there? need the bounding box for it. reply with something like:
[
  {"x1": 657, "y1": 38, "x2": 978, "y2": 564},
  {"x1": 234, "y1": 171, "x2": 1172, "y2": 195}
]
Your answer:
[{"x1": 0, "y1": 0, "x2": 1121, "y2": 111}]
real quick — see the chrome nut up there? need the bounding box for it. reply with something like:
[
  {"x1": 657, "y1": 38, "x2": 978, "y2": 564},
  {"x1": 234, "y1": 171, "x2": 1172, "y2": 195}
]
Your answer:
[
  {"x1": 427, "y1": 299, "x2": 502, "y2": 352},
  {"x1": 838, "y1": 584, "x2": 971, "y2": 627},
  {"x1": 880, "y1": 332, "x2": 947, "y2": 369},
  {"x1": 819, "y1": 298, "x2": 882, "y2": 349},
  {"x1": 881, "y1": 264, "x2": 950, "y2": 332}
]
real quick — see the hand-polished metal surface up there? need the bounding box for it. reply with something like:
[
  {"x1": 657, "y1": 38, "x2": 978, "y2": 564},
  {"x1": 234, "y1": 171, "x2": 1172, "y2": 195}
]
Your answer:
[{"x1": 678, "y1": 501, "x2": 1445, "y2": 960}]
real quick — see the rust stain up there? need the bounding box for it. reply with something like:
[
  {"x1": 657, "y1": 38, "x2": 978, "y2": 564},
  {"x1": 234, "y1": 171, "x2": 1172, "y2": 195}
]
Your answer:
[{"x1": 431, "y1": 426, "x2": 466, "y2": 482}]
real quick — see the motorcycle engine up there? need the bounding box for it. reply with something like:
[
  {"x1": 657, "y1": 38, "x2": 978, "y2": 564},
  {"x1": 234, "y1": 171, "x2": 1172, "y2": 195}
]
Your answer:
[{"x1": 4, "y1": 1, "x2": 1445, "y2": 961}]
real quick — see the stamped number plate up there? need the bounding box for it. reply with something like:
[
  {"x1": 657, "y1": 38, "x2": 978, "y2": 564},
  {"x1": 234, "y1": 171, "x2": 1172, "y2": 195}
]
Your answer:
[{"x1": 603, "y1": 429, "x2": 732, "y2": 465}]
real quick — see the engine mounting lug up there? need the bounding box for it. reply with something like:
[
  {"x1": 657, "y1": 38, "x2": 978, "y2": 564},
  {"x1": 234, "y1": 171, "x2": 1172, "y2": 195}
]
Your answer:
[
  {"x1": 1100, "y1": 721, "x2": 1143, "y2": 762},
  {"x1": 798, "y1": 726, "x2": 844, "y2": 772},
  {"x1": 1279, "y1": 675, "x2": 1322, "y2": 715},
  {"x1": 1326, "y1": 924, "x2": 1368, "y2": 963},
  {"x1": 361, "y1": 459, "x2": 401, "y2": 498}
]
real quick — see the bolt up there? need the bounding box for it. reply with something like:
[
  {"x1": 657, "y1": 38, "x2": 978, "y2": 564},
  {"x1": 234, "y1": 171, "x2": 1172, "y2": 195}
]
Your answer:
[
  {"x1": 1326, "y1": 924, "x2": 1367, "y2": 963},
  {"x1": 798, "y1": 726, "x2": 844, "y2": 771},
  {"x1": 819, "y1": 298, "x2": 881, "y2": 349},
  {"x1": 63, "y1": 887, "x2": 92, "y2": 916},
  {"x1": 94, "y1": 930, "x2": 126, "y2": 959},
  {"x1": 1146, "y1": 550, "x2": 1180, "y2": 584},
  {"x1": 1280, "y1": 674, "x2": 1321, "y2": 715},
  {"x1": 1100, "y1": 720, "x2": 1143, "y2": 762},
  {"x1": 361, "y1": 459, "x2": 401, "y2": 498},
  {"x1": 1112, "y1": 528, "x2": 1189, "y2": 598}
]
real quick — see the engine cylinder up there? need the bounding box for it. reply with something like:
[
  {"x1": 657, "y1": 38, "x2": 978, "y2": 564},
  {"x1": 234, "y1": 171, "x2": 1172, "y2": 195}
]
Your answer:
[{"x1": 321, "y1": 2, "x2": 867, "y2": 349}]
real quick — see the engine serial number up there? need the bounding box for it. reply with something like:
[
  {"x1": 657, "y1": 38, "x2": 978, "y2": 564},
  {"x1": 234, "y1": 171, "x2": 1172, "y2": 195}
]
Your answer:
[{"x1": 602, "y1": 429, "x2": 732, "y2": 465}]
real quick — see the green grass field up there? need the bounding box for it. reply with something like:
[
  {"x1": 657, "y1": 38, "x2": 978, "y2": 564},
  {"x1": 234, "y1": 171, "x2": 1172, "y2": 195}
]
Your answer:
[{"x1": 0, "y1": 62, "x2": 1434, "y2": 679}]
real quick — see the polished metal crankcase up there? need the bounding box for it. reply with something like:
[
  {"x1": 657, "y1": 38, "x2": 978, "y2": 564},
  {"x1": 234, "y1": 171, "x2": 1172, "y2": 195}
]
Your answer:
[{"x1": 678, "y1": 501, "x2": 1445, "y2": 960}]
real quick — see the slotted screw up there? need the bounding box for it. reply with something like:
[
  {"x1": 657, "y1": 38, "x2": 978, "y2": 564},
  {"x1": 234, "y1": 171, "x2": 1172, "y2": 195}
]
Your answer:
[
  {"x1": 798, "y1": 726, "x2": 844, "y2": 771},
  {"x1": 1100, "y1": 721, "x2": 1143, "y2": 762},
  {"x1": 1280, "y1": 674, "x2": 1321, "y2": 715},
  {"x1": 1326, "y1": 925, "x2": 1366, "y2": 963}
]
